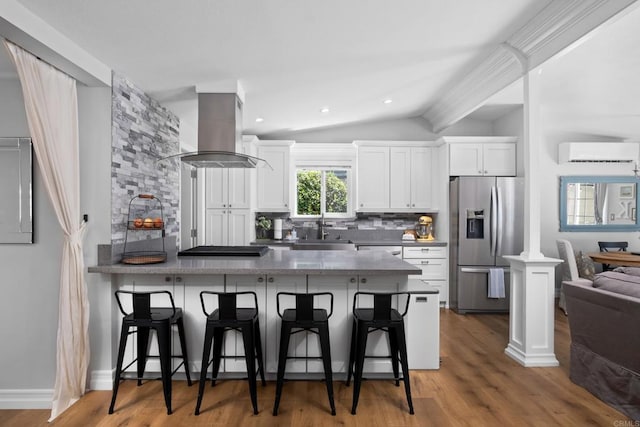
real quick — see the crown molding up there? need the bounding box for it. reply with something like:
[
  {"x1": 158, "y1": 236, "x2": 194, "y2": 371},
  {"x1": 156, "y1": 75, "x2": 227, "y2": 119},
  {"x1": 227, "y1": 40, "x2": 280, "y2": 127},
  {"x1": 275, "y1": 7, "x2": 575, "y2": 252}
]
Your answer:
[{"x1": 426, "y1": 0, "x2": 638, "y2": 133}]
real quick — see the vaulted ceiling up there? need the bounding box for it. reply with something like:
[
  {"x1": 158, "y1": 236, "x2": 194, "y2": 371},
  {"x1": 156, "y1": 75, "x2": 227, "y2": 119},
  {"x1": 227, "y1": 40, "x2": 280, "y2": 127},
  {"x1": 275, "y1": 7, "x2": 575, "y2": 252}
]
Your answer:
[{"x1": 1, "y1": 0, "x2": 639, "y2": 140}]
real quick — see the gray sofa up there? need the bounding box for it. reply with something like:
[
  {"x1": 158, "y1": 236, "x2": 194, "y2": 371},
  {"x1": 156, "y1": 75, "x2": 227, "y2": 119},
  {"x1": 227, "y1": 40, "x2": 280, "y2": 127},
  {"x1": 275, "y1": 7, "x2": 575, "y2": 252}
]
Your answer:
[{"x1": 563, "y1": 270, "x2": 640, "y2": 421}]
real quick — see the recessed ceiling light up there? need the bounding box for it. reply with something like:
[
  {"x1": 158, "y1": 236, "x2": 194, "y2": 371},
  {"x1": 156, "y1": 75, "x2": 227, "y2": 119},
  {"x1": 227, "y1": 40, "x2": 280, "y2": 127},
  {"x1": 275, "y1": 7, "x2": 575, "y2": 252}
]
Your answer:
[
  {"x1": 255, "y1": 117, "x2": 264, "y2": 122},
  {"x1": 320, "y1": 107, "x2": 330, "y2": 114},
  {"x1": 383, "y1": 99, "x2": 393, "y2": 104}
]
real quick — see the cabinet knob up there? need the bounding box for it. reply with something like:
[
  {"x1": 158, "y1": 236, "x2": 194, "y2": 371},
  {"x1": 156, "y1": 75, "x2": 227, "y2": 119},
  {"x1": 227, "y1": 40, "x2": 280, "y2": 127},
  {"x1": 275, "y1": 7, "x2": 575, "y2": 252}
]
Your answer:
[
  {"x1": 361, "y1": 278, "x2": 367, "y2": 284},
  {"x1": 284, "y1": 204, "x2": 288, "y2": 207},
  {"x1": 229, "y1": 204, "x2": 232, "y2": 208},
  {"x1": 257, "y1": 277, "x2": 264, "y2": 283},
  {"x1": 421, "y1": 260, "x2": 430, "y2": 265},
  {"x1": 421, "y1": 248, "x2": 430, "y2": 252},
  {"x1": 350, "y1": 277, "x2": 356, "y2": 283},
  {"x1": 478, "y1": 170, "x2": 482, "y2": 174},
  {"x1": 223, "y1": 204, "x2": 226, "y2": 207},
  {"x1": 406, "y1": 203, "x2": 410, "y2": 207},
  {"x1": 360, "y1": 203, "x2": 364, "y2": 207},
  {"x1": 484, "y1": 170, "x2": 488, "y2": 174},
  {"x1": 175, "y1": 276, "x2": 182, "y2": 282},
  {"x1": 165, "y1": 276, "x2": 171, "y2": 282},
  {"x1": 412, "y1": 204, "x2": 415, "y2": 207},
  {"x1": 268, "y1": 277, "x2": 274, "y2": 283}
]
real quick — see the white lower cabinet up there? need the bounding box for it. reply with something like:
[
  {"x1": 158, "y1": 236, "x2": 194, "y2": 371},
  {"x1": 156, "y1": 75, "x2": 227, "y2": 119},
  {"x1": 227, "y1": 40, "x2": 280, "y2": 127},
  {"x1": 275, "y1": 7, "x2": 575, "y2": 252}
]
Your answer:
[
  {"x1": 116, "y1": 275, "x2": 219, "y2": 376},
  {"x1": 353, "y1": 275, "x2": 402, "y2": 373},
  {"x1": 223, "y1": 275, "x2": 267, "y2": 373},
  {"x1": 403, "y1": 246, "x2": 449, "y2": 308},
  {"x1": 306, "y1": 276, "x2": 355, "y2": 374},
  {"x1": 405, "y1": 279, "x2": 440, "y2": 369},
  {"x1": 115, "y1": 275, "x2": 177, "y2": 375},
  {"x1": 114, "y1": 273, "x2": 428, "y2": 378},
  {"x1": 182, "y1": 275, "x2": 225, "y2": 374},
  {"x1": 265, "y1": 275, "x2": 307, "y2": 374}
]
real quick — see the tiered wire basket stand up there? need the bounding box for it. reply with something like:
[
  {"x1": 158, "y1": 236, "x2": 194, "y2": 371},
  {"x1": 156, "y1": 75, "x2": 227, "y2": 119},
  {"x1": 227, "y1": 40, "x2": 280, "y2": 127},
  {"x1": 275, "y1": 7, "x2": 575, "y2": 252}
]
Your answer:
[{"x1": 121, "y1": 194, "x2": 167, "y2": 264}]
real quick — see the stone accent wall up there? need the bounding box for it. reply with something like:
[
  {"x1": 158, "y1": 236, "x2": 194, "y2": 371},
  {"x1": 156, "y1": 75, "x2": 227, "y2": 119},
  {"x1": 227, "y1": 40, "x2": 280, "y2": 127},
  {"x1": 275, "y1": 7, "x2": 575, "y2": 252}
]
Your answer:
[{"x1": 111, "y1": 72, "x2": 180, "y2": 249}]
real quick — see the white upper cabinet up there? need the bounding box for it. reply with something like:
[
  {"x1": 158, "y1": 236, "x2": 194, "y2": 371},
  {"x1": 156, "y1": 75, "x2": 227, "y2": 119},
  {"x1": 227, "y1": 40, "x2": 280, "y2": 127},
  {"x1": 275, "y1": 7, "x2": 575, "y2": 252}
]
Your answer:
[
  {"x1": 482, "y1": 143, "x2": 517, "y2": 176},
  {"x1": 204, "y1": 141, "x2": 252, "y2": 209},
  {"x1": 389, "y1": 147, "x2": 411, "y2": 209},
  {"x1": 390, "y1": 146, "x2": 434, "y2": 210},
  {"x1": 356, "y1": 145, "x2": 390, "y2": 210},
  {"x1": 204, "y1": 168, "x2": 250, "y2": 209},
  {"x1": 356, "y1": 141, "x2": 437, "y2": 212},
  {"x1": 256, "y1": 141, "x2": 294, "y2": 211},
  {"x1": 409, "y1": 147, "x2": 433, "y2": 209},
  {"x1": 445, "y1": 137, "x2": 517, "y2": 176}
]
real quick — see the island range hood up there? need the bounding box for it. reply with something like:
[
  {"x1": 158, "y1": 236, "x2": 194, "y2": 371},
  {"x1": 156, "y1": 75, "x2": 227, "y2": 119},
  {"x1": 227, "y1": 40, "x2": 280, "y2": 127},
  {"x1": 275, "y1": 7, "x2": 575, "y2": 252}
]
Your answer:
[{"x1": 172, "y1": 92, "x2": 269, "y2": 169}]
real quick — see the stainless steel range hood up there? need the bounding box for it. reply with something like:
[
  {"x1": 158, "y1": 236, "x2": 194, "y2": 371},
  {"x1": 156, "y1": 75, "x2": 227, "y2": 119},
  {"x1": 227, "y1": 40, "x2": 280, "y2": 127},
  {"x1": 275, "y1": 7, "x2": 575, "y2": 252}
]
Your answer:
[{"x1": 171, "y1": 92, "x2": 269, "y2": 168}]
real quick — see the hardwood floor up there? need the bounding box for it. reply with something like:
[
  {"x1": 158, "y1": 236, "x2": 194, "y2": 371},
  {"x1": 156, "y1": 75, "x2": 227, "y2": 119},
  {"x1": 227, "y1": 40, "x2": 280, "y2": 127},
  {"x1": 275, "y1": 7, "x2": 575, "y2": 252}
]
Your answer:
[{"x1": 1, "y1": 307, "x2": 631, "y2": 426}]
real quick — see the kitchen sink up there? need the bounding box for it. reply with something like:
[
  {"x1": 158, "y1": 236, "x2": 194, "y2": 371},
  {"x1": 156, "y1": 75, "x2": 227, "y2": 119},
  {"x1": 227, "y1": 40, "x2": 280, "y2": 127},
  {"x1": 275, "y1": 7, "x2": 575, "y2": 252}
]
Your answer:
[
  {"x1": 291, "y1": 240, "x2": 355, "y2": 250},
  {"x1": 295, "y1": 239, "x2": 353, "y2": 244}
]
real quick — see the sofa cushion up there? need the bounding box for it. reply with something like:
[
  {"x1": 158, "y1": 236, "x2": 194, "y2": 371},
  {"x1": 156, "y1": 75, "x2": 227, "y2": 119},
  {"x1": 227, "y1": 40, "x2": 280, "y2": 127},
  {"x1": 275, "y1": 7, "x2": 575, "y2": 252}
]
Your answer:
[
  {"x1": 613, "y1": 266, "x2": 640, "y2": 277},
  {"x1": 576, "y1": 251, "x2": 596, "y2": 280},
  {"x1": 592, "y1": 271, "x2": 640, "y2": 299}
]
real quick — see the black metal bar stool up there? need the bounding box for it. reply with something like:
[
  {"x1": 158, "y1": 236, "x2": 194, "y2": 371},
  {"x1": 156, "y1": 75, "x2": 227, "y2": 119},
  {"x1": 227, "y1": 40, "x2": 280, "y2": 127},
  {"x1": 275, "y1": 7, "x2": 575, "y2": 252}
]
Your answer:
[
  {"x1": 273, "y1": 292, "x2": 336, "y2": 416},
  {"x1": 194, "y1": 291, "x2": 266, "y2": 415},
  {"x1": 109, "y1": 290, "x2": 192, "y2": 415},
  {"x1": 346, "y1": 291, "x2": 413, "y2": 415}
]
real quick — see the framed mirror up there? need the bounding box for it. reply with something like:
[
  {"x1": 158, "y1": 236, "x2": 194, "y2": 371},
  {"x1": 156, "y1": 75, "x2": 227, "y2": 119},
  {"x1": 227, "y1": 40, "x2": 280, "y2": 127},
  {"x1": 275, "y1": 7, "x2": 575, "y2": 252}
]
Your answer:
[
  {"x1": 0, "y1": 138, "x2": 33, "y2": 243},
  {"x1": 560, "y1": 175, "x2": 640, "y2": 231}
]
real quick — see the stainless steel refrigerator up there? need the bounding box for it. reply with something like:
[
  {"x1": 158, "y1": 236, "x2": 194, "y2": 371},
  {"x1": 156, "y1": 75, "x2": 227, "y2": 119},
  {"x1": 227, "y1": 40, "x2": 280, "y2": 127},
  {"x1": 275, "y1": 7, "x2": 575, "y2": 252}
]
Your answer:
[{"x1": 449, "y1": 176, "x2": 524, "y2": 313}]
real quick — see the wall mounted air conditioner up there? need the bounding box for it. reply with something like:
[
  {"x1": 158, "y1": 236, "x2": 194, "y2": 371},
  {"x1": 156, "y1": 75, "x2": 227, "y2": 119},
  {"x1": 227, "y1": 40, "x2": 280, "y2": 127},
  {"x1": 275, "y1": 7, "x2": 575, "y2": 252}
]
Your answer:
[{"x1": 558, "y1": 142, "x2": 639, "y2": 163}]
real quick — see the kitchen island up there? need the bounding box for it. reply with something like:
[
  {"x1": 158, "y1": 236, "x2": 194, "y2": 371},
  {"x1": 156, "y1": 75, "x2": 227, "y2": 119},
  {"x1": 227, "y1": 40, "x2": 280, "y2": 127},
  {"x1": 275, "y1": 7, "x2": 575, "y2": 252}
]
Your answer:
[{"x1": 89, "y1": 249, "x2": 439, "y2": 378}]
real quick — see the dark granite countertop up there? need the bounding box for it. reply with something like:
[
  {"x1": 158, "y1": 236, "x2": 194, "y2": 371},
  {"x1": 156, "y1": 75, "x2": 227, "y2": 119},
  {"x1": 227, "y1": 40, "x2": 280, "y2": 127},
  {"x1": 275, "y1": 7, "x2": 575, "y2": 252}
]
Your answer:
[{"x1": 88, "y1": 248, "x2": 421, "y2": 276}]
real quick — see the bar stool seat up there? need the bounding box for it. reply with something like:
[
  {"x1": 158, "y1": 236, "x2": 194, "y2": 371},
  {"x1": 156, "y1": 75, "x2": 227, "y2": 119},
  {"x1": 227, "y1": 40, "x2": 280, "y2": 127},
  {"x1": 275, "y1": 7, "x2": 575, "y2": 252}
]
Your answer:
[
  {"x1": 195, "y1": 291, "x2": 266, "y2": 415},
  {"x1": 273, "y1": 292, "x2": 336, "y2": 416},
  {"x1": 109, "y1": 290, "x2": 192, "y2": 415},
  {"x1": 346, "y1": 291, "x2": 414, "y2": 415}
]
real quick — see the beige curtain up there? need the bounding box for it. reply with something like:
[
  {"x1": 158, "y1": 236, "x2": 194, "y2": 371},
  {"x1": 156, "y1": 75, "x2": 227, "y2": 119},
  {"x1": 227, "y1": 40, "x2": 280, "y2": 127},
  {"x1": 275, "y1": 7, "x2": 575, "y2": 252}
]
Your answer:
[{"x1": 3, "y1": 40, "x2": 89, "y2": 421}]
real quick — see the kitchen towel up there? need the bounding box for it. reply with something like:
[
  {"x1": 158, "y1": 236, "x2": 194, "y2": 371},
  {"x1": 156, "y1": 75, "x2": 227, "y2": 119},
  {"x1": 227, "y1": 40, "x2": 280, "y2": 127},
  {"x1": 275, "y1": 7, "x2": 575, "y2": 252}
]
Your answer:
[{"x1": 488, "y1": 268, "x2": 506, "y2": 298}]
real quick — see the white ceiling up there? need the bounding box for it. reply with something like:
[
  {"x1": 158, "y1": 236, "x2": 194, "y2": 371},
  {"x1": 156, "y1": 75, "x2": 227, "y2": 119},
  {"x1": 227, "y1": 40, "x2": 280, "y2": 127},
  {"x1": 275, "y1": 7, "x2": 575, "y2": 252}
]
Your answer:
[{"x1": 1, "y1": 0, "x2": 639, "y2": 140}]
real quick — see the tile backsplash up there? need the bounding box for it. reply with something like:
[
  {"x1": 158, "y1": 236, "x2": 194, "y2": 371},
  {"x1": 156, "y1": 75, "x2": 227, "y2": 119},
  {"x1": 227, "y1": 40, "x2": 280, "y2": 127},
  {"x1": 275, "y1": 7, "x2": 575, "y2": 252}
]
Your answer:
[{"x1": 255, "y1": 212, "x2": 436, "y2": 241}]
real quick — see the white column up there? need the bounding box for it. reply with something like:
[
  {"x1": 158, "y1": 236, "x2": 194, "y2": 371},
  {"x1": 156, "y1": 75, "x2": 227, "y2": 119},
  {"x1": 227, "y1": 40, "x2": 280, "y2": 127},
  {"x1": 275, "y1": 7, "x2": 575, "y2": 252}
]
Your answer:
[
  {"x1": 521, "y1": 67, "x2": 544, "y2": 259},
  {"x1": 503, "y1": 256, "x2": 561, "y2": 366},
  {"x1": 504, "y1": 65, "x2": 562, "y2": 367}
]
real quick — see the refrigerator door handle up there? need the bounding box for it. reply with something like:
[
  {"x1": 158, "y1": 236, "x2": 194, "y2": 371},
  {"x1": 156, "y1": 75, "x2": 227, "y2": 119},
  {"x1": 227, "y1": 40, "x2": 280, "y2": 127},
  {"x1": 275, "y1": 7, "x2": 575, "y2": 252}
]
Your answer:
[
  {"x1": 490, "y1": 186, "x2": 498, "y2": 257},
  {"x1": 496, "y1": 186, "x2": 503, "y2": 256}
]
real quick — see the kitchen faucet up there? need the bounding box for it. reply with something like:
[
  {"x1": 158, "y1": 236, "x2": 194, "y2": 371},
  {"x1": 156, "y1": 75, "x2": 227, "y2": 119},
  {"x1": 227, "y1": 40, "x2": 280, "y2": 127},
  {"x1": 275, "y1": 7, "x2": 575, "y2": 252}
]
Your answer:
[{"x1": 317, "y1": 214, "x2": 330, "y2": 240}]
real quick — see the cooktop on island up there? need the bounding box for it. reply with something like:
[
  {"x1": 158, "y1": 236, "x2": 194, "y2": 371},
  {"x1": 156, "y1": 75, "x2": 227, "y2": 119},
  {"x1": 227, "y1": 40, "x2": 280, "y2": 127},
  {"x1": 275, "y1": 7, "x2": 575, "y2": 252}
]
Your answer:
[{"x1": 178, "y1": 245, "x2": 269, "y2": 257}]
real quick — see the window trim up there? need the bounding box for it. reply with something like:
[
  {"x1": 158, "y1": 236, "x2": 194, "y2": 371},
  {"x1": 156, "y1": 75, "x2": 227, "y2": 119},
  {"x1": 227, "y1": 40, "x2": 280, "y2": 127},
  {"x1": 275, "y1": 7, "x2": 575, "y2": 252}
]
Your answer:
[{"x1": 292, "y1": 163, "x2": 354, "y2": 219}]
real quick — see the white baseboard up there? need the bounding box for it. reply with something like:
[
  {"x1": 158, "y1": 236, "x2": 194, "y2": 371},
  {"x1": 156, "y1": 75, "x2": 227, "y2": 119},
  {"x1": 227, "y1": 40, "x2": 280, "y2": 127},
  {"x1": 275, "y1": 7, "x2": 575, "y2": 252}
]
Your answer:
[
  {"x1": 0, "y1": 389, "x2": 53, "y2": 409},
  {"x1": 90, "y1": 370, "x2": 113, "y2": 391}
]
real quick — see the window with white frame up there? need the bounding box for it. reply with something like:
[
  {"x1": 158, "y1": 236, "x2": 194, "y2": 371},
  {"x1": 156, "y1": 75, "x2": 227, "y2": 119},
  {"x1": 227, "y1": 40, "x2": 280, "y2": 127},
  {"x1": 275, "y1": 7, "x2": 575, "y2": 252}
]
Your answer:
[{"x1": 294, "y1": 166, "x2": 352, "y2": 218}]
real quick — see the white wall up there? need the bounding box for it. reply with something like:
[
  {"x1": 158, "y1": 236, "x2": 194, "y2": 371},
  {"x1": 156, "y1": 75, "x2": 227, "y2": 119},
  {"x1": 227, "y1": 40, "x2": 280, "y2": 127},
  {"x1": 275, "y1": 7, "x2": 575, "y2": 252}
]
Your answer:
[
  {"x1": 0, "y1": 78, "x2": 60, "y2": 392},
  {"x1": 0, "y1": 77, "x2": 112, "y2": 405},
  {"x1": 492, "y1": 103, "x2": 639, "y2": 287},
  {"x1": 77, "y1": 86, "x2": 112, "y2": 389}
]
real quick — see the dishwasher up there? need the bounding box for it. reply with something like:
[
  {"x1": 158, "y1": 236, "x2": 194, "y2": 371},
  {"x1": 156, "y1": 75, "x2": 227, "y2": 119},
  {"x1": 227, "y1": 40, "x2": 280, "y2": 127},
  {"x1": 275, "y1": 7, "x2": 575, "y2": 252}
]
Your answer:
[{"x1": 357, "y1": 245, "x2": 440, "y2": 369}]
